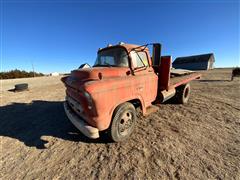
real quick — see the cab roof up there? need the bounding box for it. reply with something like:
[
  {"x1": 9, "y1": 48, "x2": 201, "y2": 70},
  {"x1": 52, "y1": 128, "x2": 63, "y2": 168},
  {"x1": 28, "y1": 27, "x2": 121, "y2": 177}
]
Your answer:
[{"x1": 98, "y1": 43, "x2": 149, "y2": 53}]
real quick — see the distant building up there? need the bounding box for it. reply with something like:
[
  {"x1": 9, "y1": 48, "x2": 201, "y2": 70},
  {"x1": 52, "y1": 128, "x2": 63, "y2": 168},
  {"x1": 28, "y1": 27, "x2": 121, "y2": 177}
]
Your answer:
[
  {"x1": 172, "y1": 53, "x2": 215, "y2": 70},
  {"x1": 79, "y1": 63, "x2": 91, "y2": 69},
  {"x1": 50, "y1": 72, "x2": 59, "y2": 76}
]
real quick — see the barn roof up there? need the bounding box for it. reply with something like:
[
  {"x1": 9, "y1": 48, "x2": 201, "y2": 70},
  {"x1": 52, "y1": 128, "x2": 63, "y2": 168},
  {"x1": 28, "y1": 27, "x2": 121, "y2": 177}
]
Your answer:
[{"x1": 173, "y1": 53, "x2": 215, "y2": 64}]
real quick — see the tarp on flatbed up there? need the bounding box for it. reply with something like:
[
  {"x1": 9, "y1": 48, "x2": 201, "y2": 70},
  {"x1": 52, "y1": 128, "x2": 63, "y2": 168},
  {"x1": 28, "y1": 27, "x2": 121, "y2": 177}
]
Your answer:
[{"x1": 170, "y1": 69, "x2": 194, "y2": 76}]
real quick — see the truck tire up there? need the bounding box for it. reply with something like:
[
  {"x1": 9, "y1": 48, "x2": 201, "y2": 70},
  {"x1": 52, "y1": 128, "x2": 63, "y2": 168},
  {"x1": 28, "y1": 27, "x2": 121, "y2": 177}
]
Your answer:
[
  {"x1": 175, "y1": 83, "x2": 191, "y2": 104},
  {"x1": 108, "y1": 102, "x2": 136, "y2": 142},
  {"x1": 15, "y1": 83, "x2": 28, "y2": 91}
]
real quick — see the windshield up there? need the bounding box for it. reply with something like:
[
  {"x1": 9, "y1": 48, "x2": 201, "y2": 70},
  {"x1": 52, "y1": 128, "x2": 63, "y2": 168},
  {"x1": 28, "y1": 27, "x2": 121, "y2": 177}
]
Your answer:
[{"x1": 94, "y1": 48, "x2": 129, "y2": 67}]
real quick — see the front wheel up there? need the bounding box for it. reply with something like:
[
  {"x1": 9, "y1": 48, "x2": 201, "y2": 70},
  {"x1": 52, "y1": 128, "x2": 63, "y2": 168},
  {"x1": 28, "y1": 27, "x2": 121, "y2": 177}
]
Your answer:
[{"x1": 108, "y1": 102, "x2": 136, "y2": 142}]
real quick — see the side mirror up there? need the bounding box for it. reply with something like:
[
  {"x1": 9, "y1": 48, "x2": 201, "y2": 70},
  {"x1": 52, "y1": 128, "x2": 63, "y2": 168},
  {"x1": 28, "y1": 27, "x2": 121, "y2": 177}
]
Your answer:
[{"x1": 152, "y1": 43, "x2": 161, "y2": 66}]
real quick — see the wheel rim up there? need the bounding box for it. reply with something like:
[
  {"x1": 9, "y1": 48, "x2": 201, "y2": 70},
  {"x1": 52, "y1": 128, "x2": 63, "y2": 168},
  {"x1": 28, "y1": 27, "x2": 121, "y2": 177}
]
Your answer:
[
  {"x1": 118, "y1": 110, "x2": 134, "y2": 136},
  {"x1": 184, "y1": 87, "x2": 189, "y2": 98}
]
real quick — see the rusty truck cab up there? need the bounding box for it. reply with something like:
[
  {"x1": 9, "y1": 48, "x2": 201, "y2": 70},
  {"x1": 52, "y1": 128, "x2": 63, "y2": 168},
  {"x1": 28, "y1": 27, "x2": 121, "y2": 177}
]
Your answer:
[{"x1": 62, "y1": 43, "x2": 159, "y2": 139}]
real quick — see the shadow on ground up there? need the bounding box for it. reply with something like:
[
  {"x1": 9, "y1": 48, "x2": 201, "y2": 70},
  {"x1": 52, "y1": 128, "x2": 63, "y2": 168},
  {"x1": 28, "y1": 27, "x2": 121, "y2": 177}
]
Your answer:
[
  {"x1": 0, "y1": 101, "x2": 110, "y2": 149},
  {"x1": 199, "y1": 79, "x2": 231, "y2": 82}
]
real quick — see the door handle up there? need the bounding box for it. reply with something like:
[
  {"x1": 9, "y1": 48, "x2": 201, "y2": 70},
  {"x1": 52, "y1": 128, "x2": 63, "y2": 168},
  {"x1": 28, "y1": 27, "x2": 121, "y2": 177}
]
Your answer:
[{"x1": 137, "y1": 86, "x2": 143, "y2": 91}]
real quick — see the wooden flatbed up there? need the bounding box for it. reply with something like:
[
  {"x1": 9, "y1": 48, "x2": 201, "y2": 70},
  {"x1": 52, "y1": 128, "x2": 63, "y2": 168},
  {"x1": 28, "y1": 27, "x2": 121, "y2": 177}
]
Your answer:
[{"x1": 170, "y1": 72, "x2": 201, "y2": 88}]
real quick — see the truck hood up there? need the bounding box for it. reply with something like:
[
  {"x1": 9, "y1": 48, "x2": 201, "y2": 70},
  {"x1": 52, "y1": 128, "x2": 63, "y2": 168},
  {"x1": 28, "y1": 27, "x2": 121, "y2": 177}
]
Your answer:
[
  {"x1": 71, "y1": 67, "x2": 129, "y2": 81},
  {"x1": 62, "y1": 67, "x2": 130, "y2": 90}
]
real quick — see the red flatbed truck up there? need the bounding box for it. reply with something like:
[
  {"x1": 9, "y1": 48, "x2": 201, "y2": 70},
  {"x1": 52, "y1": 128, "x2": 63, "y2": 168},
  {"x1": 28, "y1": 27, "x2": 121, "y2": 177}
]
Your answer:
[{"x1": 62, "y1": 43, "x2": 201, "y2": 142}]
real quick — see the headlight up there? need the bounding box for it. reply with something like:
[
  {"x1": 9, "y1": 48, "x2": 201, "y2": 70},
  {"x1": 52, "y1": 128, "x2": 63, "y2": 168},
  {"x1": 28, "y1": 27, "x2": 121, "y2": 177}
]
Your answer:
[{"x1": 83, "y1": 91, "x2": 93, "y2": 109}]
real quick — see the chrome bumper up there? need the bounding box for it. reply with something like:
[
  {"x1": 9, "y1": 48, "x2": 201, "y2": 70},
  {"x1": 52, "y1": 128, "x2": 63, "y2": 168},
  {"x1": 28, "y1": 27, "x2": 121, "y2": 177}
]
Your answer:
[{"x1": 63, "y1": 102, "x2": 99, "y2": 139}]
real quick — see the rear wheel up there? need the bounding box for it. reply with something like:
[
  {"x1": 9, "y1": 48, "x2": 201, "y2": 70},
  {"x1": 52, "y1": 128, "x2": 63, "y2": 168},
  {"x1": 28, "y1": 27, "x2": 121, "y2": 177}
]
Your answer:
[
  {"x1": 175, "y1": 83, "x2": 191, "y2": 104},
  {"x1": 108, "y1": 102, "x2": 136, "y2": 142}
]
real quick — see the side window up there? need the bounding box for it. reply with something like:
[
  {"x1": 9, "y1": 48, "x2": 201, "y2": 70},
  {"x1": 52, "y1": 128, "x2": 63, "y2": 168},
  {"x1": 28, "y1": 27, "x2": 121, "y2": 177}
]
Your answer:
[{"x1": 131, "y1": 51, "x2": 149, "y2": 68}]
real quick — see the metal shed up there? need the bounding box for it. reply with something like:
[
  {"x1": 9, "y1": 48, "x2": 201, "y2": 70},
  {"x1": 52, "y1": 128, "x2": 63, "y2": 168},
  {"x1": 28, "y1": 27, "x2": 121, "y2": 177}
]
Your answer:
[{"x1": 172, "y1": 53, "x2": 215, "y2": 70}]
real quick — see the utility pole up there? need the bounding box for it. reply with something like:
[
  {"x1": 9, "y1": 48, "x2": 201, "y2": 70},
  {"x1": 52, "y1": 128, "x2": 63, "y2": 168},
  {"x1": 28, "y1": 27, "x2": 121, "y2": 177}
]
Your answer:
[{"x1": 31, "y1": 61, "x2": 35, "y2": 77}]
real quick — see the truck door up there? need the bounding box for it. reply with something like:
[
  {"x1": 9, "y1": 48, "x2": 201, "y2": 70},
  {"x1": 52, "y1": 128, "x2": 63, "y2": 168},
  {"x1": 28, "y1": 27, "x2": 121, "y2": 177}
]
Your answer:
[{"x1": 130, "y1": 51, "x2": 158, "y2": 106}]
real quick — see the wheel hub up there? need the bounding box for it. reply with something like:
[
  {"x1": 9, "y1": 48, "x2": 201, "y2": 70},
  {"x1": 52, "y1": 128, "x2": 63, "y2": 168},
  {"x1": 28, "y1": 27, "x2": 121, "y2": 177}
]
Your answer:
[{"x1": 119, "y1": 111, "x2": 133, "y2": 135}]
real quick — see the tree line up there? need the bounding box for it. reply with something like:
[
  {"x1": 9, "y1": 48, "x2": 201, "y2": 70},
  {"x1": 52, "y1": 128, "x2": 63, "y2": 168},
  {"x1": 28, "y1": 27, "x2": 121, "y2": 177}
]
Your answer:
[{"x1": 0, "y1": 69, "x2": 44, "y2": 79}]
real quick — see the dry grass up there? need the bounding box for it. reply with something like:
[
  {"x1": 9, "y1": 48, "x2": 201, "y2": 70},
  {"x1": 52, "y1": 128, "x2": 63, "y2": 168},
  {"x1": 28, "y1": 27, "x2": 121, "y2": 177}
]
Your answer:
[{"x1": 1, "y1": 68, "x2": 239, "y2": 179}]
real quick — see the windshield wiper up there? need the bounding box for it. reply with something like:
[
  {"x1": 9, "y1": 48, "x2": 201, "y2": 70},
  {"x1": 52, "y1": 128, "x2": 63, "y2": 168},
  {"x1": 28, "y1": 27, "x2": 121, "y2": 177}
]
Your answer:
[
  {"x1": 93, "y1": 63, "x2": 113, "y2": 67},
  {"x1": 104, "y1": 62, "x2": 113, "y2": 67}
]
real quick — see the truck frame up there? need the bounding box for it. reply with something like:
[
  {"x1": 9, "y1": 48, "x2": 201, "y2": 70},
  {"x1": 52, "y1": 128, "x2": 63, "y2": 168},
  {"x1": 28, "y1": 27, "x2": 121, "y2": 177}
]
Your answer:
[{"x1": 62, "y1": 43, "x2": 201, "y2": 142}]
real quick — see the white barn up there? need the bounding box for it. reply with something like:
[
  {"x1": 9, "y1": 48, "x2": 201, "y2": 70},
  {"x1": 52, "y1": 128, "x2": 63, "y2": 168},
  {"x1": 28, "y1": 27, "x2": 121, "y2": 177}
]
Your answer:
[
  {"x1": 50, "y1": 72, "x2": 59, "y2": 76},
  {"x1": 173, "y1": 53, "x2": 215, "y2": 70}
]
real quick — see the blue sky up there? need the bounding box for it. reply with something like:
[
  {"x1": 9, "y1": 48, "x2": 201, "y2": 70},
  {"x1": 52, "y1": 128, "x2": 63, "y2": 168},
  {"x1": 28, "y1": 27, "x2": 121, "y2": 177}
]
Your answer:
[{"x1": 1, "y1": 0, "x2": 239, "y2": 73}]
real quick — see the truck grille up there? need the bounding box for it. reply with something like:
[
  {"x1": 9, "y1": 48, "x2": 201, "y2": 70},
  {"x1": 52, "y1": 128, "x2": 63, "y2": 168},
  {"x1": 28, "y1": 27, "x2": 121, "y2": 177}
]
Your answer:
[{"x1": 66, "y1": 96, "x2": 83, "y2": 115}]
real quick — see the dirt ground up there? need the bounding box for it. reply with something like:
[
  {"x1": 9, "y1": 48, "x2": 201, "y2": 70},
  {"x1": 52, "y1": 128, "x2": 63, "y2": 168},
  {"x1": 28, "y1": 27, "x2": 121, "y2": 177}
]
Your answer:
[{"x1": 1, "y1": 68, "x2": 239, "y2": 179}]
